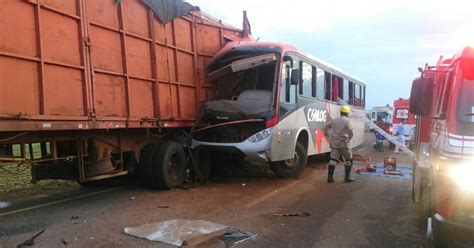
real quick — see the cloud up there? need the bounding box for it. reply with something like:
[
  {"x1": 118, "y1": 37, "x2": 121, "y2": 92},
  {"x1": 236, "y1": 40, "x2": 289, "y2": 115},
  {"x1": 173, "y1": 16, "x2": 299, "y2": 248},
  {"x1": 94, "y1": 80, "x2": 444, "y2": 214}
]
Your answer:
[{"x1": 189, "y1": 0, "x2": 474, "y2": 108}]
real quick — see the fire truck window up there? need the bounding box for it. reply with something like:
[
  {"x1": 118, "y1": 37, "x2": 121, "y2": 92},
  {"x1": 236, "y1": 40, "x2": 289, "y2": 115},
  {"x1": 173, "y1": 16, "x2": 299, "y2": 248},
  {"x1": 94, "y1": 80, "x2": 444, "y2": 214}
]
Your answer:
[
  {"x1": 299, "y1": 61, "x2": 313, "y2": 98},
  {"x1": 457, "y1": 79, "x2": 474, "y2": 122},
  {"x1": 316, "y1": 68, "x2": 325, "y2": 100},
  {"x1": 324, "y1": 71, "x2": 332, "y2": 100}
]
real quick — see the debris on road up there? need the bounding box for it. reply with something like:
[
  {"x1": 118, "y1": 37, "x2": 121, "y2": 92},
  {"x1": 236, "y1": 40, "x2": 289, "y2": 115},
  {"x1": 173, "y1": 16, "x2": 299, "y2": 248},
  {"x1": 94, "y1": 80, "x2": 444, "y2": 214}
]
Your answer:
[
  {"x1": 355, "y1": 163, "x2": 412, "y2": 180},
  {"x1": 130, "y1": 196, "x2": 136, "y2": 200},
  {"x1": 158, "y1": 205, "x2": 170, "y2": 208},
  {"x1": 60, "y1": 238, "x2": 68, "y2": 246},
  {"x1": 16, "y1": 229, "x2": 45, "y2": 248},
  {"x1": 273, "y1": 212, "x2": 310, "y2": 217},
  {"x1": 124, "y1": 219, "x2": 257, "y2": 247},
  {"x1": 354, "y1": 163, "x2": 377, "y2": 173},
  {"x1": 383, "y1": 157, "x2": 397, "y2": 171},
  {"x1": 70, "y1": 216, "x2": 79, "y2": 220},
  {"x1": 220, "y1": 228, "x2": 259, "y2": 246},
  {"x1": 0, "y1": 201, "x2": 10, "y2": 209},
  {"x1": 352, "y1": 154, "x2": 372, "y2": 162}
]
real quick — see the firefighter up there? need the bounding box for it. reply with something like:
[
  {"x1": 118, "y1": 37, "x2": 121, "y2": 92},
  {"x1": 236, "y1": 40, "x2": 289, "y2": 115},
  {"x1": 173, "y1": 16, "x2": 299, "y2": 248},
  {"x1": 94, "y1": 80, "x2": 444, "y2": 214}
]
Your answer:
[
  {"x1": 323, "y1": 105, "x2": 355, "y2": 183},
  {"x1": 394, "y1": 119, "x2": 406, "y2": 153}
]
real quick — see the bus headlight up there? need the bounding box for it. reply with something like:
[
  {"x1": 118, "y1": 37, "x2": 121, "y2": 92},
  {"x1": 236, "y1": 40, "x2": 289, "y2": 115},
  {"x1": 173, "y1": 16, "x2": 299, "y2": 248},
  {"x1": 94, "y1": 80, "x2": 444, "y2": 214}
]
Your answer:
[
  {"x1": 248, "y1": 129, "x2": 271, "y2": 143},
  {"x1": 450, "y1": 160, "x2": 474, "y2": 192}
]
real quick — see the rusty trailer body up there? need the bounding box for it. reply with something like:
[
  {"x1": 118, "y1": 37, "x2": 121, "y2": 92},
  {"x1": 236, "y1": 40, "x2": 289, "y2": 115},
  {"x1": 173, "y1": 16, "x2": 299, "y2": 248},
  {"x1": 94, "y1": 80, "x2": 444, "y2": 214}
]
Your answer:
[{"x1": 0, "y1": 0, "x2": 243, "y2": 187}]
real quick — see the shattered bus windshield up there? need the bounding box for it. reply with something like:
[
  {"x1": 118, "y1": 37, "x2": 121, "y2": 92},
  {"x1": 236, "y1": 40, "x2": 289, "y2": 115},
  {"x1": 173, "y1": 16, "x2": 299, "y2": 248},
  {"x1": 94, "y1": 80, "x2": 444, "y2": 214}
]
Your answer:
[{"x1": 209, "y1": 53, "x2": 278, "y2": 113}]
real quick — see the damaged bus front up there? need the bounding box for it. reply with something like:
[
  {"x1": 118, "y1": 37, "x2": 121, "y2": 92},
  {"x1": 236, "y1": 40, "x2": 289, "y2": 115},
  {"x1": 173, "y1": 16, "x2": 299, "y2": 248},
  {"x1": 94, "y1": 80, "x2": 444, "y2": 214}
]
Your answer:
[
  {"x1": 193, "y1": 45, "x2": 280, "y2": 169},
  {"x1": 192, "y1": 42, "x2": 366, "y2": 178}
]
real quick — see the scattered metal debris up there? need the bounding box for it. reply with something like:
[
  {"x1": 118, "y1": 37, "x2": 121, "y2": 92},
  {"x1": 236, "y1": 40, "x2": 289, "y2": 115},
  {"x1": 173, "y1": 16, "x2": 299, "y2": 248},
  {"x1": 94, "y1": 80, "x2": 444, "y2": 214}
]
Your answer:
[
  {"x1": 124, "y1": 219, "x2": 257, "y2": 247},
  {"x1": 220, "y1": 228, "x2": 259, "y2": 246},
  {"x1": 16, "y1": 229, "x2": 45, "y2": 248},
  {"x1": 273, "y1": 212, "x2": 310, "y2": 217},
  {"x1": 158, "y1": 205, "x2": 170, "y2": 208},
  {"x1": 0, "y1": 201, "x2": 10, "y2": 209},
  {"x1": 70, "y1": 216, "x2": 79, "y2": 220}
]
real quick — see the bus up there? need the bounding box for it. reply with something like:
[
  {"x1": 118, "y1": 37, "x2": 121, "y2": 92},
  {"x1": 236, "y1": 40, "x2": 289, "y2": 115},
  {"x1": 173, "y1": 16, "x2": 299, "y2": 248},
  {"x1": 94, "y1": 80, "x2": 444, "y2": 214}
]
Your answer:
[{"x1": 192, "y1": 41, "x2": 366, "y2": 178}]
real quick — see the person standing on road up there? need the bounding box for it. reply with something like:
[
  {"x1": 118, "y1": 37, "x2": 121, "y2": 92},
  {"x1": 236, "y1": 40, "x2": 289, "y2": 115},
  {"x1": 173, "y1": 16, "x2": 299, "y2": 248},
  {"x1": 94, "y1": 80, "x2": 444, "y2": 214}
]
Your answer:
[
  {"x1": 394, "y1": 119, "x2": 406, "y2": 154},
  {"x1": 323, "y1": 105, "x2": 355, "y2": 183}
]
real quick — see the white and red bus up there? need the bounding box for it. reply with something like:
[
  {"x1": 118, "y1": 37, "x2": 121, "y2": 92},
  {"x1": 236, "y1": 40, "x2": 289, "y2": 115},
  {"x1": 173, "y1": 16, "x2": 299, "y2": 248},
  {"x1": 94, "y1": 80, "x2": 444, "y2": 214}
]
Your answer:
[{"x1": 192, "y1": 41, "x2": 366, "y2": 178}]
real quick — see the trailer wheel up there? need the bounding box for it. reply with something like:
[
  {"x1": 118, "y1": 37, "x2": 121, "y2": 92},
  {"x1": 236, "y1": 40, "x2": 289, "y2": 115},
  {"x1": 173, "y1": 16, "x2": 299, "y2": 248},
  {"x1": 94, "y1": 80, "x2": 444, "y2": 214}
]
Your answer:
[
  {"x1": 138, "y1": 143, "x2": 159, "y2": 185},
  {"x1": 152, "y1": 141, "x2": 186, "y2": 189},
  {"x1": 271, "y1": 142, "x2": 307, "y2": 178}
]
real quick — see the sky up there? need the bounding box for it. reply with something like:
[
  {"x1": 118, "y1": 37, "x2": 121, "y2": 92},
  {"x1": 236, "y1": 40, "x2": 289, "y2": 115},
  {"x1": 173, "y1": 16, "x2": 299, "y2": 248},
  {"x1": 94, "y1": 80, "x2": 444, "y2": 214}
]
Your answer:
[{"x1": 188, "y1": 0, "x2": 474, "y2": 109}]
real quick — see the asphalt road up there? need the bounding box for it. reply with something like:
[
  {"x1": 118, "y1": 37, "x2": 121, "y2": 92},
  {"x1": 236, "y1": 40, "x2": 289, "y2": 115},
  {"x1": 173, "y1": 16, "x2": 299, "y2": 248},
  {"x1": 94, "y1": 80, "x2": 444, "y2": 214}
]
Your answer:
[{"x1": 0, "y1": 133, "x2": 427, "y2": 247}]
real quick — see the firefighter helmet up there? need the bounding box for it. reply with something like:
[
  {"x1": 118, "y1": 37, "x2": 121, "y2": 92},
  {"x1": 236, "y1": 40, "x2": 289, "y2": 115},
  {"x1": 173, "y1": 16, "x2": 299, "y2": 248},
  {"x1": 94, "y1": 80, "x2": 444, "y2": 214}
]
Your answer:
[{"x1": 340, "y1": 105, "x2": 351, "y2": 114}]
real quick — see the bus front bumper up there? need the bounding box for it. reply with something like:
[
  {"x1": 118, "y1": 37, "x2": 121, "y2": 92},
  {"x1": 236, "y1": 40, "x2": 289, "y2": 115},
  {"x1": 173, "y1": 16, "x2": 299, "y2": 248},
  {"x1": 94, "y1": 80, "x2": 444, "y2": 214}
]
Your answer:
[{"x1": 192, "y1": 133, "x2": 273, "y2": 164}]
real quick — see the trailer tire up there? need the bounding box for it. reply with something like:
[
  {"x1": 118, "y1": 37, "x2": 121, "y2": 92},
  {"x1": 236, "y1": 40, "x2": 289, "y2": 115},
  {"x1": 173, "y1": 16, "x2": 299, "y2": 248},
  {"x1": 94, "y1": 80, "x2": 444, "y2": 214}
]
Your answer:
[
  {"x1": 271, "y1": 142, "x2": 307, "y2": 178},
  {"x1": 152, "y1": 141, "x2": 186, "y2": 189},
  {"x1": 139, "y1": 143, "x2": 159, "y2": 185}
]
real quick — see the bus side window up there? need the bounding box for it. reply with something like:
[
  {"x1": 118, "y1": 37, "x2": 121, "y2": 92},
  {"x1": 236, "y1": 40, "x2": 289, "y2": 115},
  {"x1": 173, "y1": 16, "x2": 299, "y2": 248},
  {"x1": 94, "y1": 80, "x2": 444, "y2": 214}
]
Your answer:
[
  {"x1": 299, "y1": 61, "x2": 313, "y2": 98},
  {"x1": 354, "y1": 83, "x2": 362, "y2": 107},
  {"x1": 362, "y1": 85, "x2": 366, "y2": 107},
  {"x1": 280, "y1": 63, "x2": 289, "y2": 104},
  {"x1": 348, "y1": 81, "x2": 354, "y2": 105},
  {"x1": 342, "y1": 79, "x2": 349, "y2": 103},
  {"x1": 333, "y1": 75, "x2": 343, "y2": 101},
  {"x1": 324, "y1": 71, "x2": 332, "y2": 100},
  {"x1": 316, "y1": 68, "x2": 325, "y2": 100}
]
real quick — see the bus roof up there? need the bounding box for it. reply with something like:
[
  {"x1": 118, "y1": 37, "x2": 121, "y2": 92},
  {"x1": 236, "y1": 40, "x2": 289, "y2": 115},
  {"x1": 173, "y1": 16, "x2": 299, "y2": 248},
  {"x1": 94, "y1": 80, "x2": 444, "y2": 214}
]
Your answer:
[{"x1": 212, "y1": 40, "x2": 366, "y2": 85}]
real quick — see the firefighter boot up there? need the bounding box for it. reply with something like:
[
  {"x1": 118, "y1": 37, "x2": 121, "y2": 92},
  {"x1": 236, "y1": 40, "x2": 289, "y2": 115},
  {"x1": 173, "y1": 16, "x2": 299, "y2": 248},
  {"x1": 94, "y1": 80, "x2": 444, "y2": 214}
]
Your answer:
[
  {"x1": 327, "y1": 165, "x2": 335, "y2": 183},
  {"x1": 344, "y1": 165, "x2": 355, "y2": 183}
]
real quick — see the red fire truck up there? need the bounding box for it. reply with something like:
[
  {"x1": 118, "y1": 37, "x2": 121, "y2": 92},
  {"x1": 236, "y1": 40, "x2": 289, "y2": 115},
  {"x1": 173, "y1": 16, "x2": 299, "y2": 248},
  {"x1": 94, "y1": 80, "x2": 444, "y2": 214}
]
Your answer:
[
  {"x1": 391, "y1": 98, "x2": 416, "y2": 148},
  {"x1": 411, "y1": 47, "x2": 474, "y2": 247}
]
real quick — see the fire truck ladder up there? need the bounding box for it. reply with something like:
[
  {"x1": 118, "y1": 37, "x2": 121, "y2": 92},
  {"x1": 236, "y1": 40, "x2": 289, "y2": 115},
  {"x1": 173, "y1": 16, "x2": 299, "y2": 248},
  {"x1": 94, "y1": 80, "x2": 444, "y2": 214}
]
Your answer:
[{"x1": 337, "y1": 98, "x2": 415, "y2": 158}]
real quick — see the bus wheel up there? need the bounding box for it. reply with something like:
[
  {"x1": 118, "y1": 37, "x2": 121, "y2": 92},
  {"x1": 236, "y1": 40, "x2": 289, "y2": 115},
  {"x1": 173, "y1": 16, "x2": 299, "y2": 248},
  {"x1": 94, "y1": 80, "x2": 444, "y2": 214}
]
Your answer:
[
  {"x1": 271, "y1": 142, "x2": 308, "y2": 178},
  {"x1": 152, "y1": 141, "x2": 186, "y2": 189}
]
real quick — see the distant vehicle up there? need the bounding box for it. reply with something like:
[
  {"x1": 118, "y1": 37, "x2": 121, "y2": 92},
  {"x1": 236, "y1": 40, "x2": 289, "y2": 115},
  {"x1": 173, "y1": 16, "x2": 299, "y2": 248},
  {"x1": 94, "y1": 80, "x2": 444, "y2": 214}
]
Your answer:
[
  {"x1": 369, "y1": 105, "x2": 393, "y2": 127},
  {"x1": 192, "y1": 41, "x2": 367, "y2": 178},
  {"x1": 369, "y1": 106, "x2": 393, "y2": 150},
  {"x1": 391, "y1": 98, "x2": 416, "y2": 148},
  {"x1": 411, "y1": 47, "x2": 474, "y2": 247}
]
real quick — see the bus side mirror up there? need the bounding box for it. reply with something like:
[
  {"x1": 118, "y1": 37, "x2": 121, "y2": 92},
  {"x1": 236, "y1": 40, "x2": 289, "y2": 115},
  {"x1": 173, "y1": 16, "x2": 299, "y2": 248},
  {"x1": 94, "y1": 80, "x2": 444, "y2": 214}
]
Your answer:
[
  {"x1": 290, "y1": 68, "x2": 299, "y2": 85},
  {"x1": 410, "y1": 76, "x2": 434, "y2": 116}
]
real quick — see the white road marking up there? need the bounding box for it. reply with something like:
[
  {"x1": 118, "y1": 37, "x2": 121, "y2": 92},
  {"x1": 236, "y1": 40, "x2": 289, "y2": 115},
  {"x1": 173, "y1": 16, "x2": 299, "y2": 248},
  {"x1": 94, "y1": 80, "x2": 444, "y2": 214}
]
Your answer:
[
  {"x1": 245, "y1": 180, "x2": 300, "y2": 208},
  {"x1": 0, "y1": 187, "x2": 120, "y2": 217},
  {"x1": 357, "y1": 146, "x2": 368, "y2": 152}
]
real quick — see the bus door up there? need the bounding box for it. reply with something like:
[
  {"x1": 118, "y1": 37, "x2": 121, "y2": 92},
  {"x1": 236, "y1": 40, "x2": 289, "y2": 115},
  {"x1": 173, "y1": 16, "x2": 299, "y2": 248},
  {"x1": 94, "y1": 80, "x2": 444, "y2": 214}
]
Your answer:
[{"x1": 270, "y1": 56, "x2": 299, "y2": 161}]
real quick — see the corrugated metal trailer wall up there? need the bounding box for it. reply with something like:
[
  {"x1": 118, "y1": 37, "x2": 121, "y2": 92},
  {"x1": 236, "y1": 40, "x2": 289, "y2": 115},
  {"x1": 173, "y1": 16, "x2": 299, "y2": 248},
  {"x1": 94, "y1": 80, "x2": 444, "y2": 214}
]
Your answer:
[
  {"x1": 0, "y1": 0, "x2": 242, "y2": 131},
  {"x1": 0, "y1": 0, "x2": 244, "y2": 186}
]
